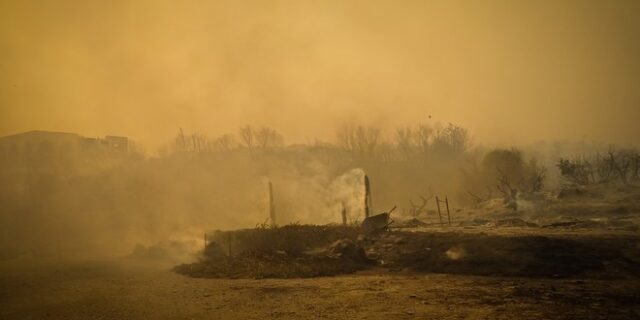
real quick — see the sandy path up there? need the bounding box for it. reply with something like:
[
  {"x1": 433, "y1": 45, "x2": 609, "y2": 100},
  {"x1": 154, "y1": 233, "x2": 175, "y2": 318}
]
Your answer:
[{"x1": 1, "y1": 258, "x2": 639, "y2": 320}]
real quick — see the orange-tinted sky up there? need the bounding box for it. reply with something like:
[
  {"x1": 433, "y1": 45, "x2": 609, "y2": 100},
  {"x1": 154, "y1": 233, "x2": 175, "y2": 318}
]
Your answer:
[{"x1": 1, "y1": 0, "x2": 639, "y2": 149}]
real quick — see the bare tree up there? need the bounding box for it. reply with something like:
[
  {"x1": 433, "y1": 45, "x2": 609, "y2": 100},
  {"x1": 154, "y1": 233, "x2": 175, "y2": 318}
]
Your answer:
[
  {"x1": 337, "y1": 124, "x2": 382, "y2": 158},
  {"x1": 496, "y1": 168, "x2": 519, "y2": 210},
  {"x1": 191, "y1": 133, "x2": 209, "y2": 153},
  {"x1": 408, "y1": 189, "x2": 434, "y2": 217},
  {"x1": 523, "y1": 158, "x2": 546, "y2": 193},
  {"x1": 415, "y1": 124, "x2": 434, "y2": 152},
  {"x1": 558, "y1": 156, "x2": 593, "y2": 185},
  {"x1": 431, "y1": 123, "x2": 470, "y2": 156},
  {"x1": 393, "y1": 123, "x2": 434, "y2": 159},
  {"x1": 255, "y1": 127, "x2": 284, "y2": 149},
  {"x1": 211, "y1": 134, "x2": 237, "y2": 152},
  {"x1": 238, "y1": 126, "x2": 283, "y2": 150},
  {"x1": 170, "y1": 129, "x2": 210, "y2": 154},
  {"x1": 394, "y1": 127, "x2": 416, "y2": 159},
  {"x1": 482, "y1": 148, "x2": 546, "y2": 210},
  {"x1": 467, "y1": 186, "x2": 493, "y2": 204},
  {"x1": 558, "y1": 148, "x2": 639, "y2": 185},
  {"x1": 238, "y1": 125, "x2": 255, "y2": 149},
  {"x1": 607, "y1": 149, "x2": 632, "y2": 185}
]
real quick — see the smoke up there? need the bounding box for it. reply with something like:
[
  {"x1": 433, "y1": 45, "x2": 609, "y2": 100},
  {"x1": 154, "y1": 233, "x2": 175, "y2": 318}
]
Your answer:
[
  {"x1": 328, "y1": 168, "x2": 366, "y2": 223},
  {"x1": 2, "y1": 1, "x2": 640, "y2": 147},
  {"x1": 263, "y1": 167, "x2": 367, "y2": 225},
  {"x1": 2, "y1": 0, "x2": 640, "y2": 261}
]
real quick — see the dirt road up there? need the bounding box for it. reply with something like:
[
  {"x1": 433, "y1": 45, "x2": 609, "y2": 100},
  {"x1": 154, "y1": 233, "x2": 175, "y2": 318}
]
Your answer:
[{"x1": 1, "y1": 258, "x2": 639, "y2": 319}]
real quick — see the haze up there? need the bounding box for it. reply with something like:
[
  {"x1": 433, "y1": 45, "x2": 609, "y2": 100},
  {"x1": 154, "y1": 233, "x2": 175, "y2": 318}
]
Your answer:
[
  {"x1": 1, "y1": 0, "x2": 640, "y2": 149},
  {"x1": 4, "y1": 3, "x2": 640, "y2": 319}
]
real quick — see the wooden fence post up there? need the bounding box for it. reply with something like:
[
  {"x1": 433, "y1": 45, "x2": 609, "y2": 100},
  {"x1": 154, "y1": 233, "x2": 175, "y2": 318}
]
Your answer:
[
  {"x1": 445, "y1": 196, "x2": 451, "y2": 226},
  {"x1": 364, "y1": 174, "x2": 372, "y2": 218},
  {"x1": 435, "y1": 196, "x2": 443, "y2": 225}
]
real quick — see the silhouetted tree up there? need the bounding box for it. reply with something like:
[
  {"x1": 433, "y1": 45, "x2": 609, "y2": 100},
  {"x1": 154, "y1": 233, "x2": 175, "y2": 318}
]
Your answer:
[
  {"x1": 336, "y1": 124, "x2": 382, "y2": 158},
  {"x1": 238, "y1": 126, "x2": 255, "y2": 149},
  {"x1": 558, "y1": 148, "x2": 639, "y2": 185},
  {"x1": 211, "y1": 134, "x2": 237, "y2": 152},
  {"x1": 255, "y1": 127, "x2": 284, "y2": 148},
  {"x1": 482, "y1": 148, "x2": 546, "y2": 209},
  {"x1": 431, "y1": 123, "x2": 470, "y2": 156}
]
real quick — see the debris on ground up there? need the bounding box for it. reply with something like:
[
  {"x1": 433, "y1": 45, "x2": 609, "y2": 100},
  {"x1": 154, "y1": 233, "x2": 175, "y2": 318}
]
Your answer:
[
  {"x1": 458, "y1": 218, "x2": 492, "y2": 227},
  {"x1": 494, "y1": 218, "x2": 538, "y2": 228},
  {"x1": 175, "y1": 184, "x2": 640, "y2": 280},
  {"x1": 365, "y1": 231, "x2": 640, "y2": 278},
  {"x1": 175, "y1": 223, "x2": 640, "y2": 279},
  {"x1": 174, "y1": 225, "x2": 372, "y2": 279},
  {"x1": 394, "y1": 218, "x2": 428, "y2": 228},
  {"x1": 362, "y1": 212, "x2": 392, "y2": 234}
]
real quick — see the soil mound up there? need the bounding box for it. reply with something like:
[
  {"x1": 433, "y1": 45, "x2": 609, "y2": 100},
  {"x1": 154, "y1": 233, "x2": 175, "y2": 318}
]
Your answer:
[{"x1": 174, "y1": 225, "x2": 372, "y2": 279}]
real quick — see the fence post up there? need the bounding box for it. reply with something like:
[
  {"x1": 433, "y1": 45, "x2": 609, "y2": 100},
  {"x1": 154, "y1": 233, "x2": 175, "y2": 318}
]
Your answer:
[
  {"x1": 364, "y1": 174, "x2": 372, "y2": 218},
  {"x1": 341, "y1": 202, "x2": 348, "y2": 225},
  {"x1": 436, "y1": 196, "x2": 443, "y2": 225},
  {"x1": 445, "y1": 196, "x2": 451, "y2": 226}
]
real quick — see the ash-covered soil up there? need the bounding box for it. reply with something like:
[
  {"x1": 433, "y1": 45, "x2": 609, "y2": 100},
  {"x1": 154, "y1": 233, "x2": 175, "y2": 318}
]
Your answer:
[
  {"x1": 2, "y1": 258, "x2": 640, "y2": 320},
  {"x1": 174, "y1": 225, "x2": 373, "y2": 278},
  {"x1": 368, "y1": 231, "x2": 640, "y2": 278},
  {"x1": 175, "y1": 225, "x2": 640, "y2": 279}
]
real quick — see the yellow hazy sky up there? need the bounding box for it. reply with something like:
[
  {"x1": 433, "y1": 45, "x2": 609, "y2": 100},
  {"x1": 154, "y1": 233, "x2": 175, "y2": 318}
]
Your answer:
[{"x1": 1, "y1": 0, "x2": 639, "y2": 149}]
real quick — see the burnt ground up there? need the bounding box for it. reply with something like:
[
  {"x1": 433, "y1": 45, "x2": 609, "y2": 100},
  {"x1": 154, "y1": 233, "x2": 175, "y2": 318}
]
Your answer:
[
  {"x1": 365, "y1": 230, "x2": 640, "y2": 278},
  {"x1": 3, "y1": 186, "x2": 640, "y2": 319},
  {"x1": 175, "y1": 226, "x2": 640, "y2": 279},
  {"x1": 1, "y1": 258, "x2": 640, "y2": 320}
]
